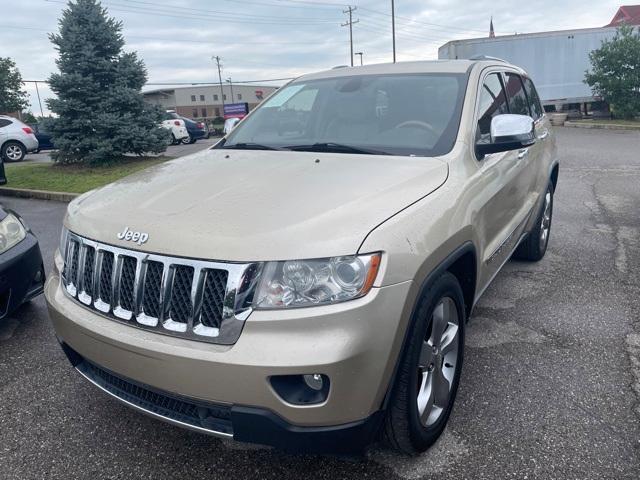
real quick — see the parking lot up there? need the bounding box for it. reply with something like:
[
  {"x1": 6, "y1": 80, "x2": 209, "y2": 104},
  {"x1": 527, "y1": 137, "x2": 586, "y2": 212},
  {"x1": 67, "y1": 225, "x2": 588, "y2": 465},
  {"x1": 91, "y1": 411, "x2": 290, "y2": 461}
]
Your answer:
[
  {"x1": 21, "y1": 137, "x2": 220, "y2": 163},
  {"x1": 1, "y1": 126, "x2": 639, "y2": 479}
]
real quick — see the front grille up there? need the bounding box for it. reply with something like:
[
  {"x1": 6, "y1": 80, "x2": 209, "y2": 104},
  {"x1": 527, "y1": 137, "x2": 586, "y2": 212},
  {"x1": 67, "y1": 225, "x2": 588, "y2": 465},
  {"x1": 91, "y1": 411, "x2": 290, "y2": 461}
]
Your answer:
[
  {"x1": 76, "y1": 359, "x2": 233, "y2": 436},
  {"x1": 61, "y1": 232, "x2": 260, "y2": 344}
]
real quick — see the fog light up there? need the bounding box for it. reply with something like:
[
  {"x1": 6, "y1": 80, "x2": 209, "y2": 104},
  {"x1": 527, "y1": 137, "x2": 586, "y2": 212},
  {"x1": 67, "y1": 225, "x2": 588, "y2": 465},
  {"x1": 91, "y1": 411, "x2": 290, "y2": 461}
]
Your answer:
[
  {"x1": 303, "y1": 374, "x2": 324, "y2": 391},
  {"x1": 270, "y1": 374, "x2": 330, "y2": 405}
]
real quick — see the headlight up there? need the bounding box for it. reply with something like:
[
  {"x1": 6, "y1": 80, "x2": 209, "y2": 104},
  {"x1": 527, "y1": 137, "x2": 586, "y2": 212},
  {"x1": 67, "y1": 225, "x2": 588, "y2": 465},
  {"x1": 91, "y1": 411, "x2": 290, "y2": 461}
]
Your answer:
[
  {"x1": 253, "y1": 252, "x2": 381, "y2": 309},
  {"x1": 0, "y1": 213, "x2": 27, "y2": 254}
]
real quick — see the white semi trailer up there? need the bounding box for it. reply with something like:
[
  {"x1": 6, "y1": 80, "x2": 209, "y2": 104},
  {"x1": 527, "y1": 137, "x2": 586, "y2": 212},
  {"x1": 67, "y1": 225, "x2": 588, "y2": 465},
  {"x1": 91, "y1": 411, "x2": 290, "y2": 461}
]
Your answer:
[{"x1": 438, "y1": 26, "x2": 618, "y2": 106}]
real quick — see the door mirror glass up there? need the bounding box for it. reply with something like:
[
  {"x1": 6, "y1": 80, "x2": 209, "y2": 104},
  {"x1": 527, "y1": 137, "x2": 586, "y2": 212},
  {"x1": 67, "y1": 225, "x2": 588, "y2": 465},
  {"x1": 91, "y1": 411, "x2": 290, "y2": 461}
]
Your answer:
[{"x1": 476, "y1": 114, "x2": 535, "y2": 156}]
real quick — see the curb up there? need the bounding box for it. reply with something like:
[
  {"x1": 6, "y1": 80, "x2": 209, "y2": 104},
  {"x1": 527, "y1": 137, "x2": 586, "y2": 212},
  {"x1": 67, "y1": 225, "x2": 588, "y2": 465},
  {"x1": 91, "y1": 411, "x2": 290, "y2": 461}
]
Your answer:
[
  {"x1": 0, "y1": 187, "x2": 78, "y2": 202},
  {"x1": 563, "y1": 121, "x2": 640, "y2": 131}
]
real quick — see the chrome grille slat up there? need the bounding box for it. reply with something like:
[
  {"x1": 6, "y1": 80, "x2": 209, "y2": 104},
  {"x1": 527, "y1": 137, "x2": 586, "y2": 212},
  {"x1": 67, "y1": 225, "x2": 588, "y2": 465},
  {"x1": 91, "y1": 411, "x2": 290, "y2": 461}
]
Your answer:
[{"x1": 60, "y1": 232, "x2": 258, "y2": 345}]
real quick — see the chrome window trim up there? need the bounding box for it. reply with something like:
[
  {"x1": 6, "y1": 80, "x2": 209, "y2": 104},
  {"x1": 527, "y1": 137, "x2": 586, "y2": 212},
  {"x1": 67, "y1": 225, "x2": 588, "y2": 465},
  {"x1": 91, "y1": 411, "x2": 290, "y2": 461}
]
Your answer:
[{"x1": 61, "y1": 231, "x2": 261, "y2": 345}]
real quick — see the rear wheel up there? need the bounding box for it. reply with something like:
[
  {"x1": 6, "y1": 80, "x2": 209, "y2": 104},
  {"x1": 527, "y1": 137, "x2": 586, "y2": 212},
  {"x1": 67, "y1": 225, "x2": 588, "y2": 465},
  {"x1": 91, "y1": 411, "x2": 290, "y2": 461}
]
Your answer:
[
  {"x1": 384, "y1": 272, "x2": 465, "y2": 455},
  {"x1": 2, "y1": 141, "x2": 26, "y2": 162},
  {"x1": 513, "y1": 182, "x2": 554, "y2": 261},
  {"x1": 181, "y1": 134, "x2": 192, "y2": 145}
]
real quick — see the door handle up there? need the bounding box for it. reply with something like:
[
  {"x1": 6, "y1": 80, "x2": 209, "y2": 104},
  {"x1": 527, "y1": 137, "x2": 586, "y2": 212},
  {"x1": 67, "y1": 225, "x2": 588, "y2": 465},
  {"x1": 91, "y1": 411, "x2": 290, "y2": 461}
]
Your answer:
[
  {"x1": 537, "y1": 130, "x2": 549, "y2": 140},
  {"x1": 517, "y1": 148, "x2": 529, "y2": 159}
]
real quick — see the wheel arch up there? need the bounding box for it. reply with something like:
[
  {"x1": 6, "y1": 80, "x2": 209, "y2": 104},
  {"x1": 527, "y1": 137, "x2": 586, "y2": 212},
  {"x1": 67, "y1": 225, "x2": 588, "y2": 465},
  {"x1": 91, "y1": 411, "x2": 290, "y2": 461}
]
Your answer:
[
  {"x1": 380, "y1": 241, "x2": 477, "y2": 411},
  {"x1": 1, "y1": 138, "x2": 27, "y2": 155}
]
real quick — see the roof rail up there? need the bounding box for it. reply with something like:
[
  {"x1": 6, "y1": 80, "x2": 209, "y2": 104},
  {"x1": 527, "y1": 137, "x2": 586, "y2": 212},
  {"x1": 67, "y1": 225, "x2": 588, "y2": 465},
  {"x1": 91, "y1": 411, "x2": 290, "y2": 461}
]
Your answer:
[
  {"x1": 332, "y1": 65, "x2": 350, "y2": 69},
  {"x1": 469, "y1": 54, "x2": 507, "y2": 62}
]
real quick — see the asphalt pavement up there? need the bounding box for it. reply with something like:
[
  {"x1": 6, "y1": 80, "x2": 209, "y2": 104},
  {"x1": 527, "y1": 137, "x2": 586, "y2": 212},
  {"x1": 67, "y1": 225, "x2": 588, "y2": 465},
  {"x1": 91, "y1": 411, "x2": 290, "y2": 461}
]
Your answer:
[{"x1": 1, "y1": 127, "x2": 639, "y2": 479}]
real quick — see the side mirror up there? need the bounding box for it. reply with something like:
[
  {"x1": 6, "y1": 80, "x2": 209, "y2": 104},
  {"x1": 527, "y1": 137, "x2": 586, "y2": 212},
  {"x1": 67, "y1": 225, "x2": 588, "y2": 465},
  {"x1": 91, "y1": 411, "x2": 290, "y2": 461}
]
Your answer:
[{"x1": 476, "y1": 114, "x2": 535, "y2": 156}]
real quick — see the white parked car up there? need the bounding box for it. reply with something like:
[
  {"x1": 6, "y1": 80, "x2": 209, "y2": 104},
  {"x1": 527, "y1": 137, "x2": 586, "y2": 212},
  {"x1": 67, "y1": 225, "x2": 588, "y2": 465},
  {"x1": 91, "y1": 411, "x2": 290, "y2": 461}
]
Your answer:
[
  {"x1": 223, "y1": 117, "x2": 240, "y2": 135},
  {"x1": 160, "y1": 111, "x2": 189, "y2": 145},
  {"x1": 0, "y1": 115, "x2": 39, "y2": 162}
]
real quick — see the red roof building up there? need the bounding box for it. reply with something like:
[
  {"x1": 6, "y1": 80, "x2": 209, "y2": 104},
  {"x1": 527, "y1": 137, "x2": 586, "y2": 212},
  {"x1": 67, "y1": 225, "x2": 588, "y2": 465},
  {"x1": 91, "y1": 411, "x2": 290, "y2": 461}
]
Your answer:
[{"x1": 606, "y1": 5, "x2": 640, "y2": 26}]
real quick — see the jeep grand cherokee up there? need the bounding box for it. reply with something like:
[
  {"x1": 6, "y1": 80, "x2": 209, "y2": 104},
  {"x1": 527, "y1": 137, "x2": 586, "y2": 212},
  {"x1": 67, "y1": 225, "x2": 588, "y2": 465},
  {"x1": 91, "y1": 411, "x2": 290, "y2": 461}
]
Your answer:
[{"x1": 46, "y1": 59, "x2": 558, "y2": 455}]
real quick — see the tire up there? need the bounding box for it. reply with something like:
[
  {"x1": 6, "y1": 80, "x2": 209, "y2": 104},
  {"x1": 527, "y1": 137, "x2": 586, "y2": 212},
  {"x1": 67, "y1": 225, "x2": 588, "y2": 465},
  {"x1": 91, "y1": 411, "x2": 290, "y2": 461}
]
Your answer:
[
  {"x1": 181, "y1": 134, "x2": 192, "y2": 145},
  {"x1": 513, "y1": 182, "x2": 554, "y2": 261},
  {"x1": 383, "y1": 272, "x2": 466, "y2": 455},
  {"x1": 2, "y1": 141, "x2": 26, "y2": 162},
  {"x1": 189, "y1": 137, "x2": 197, "y2": 144}
]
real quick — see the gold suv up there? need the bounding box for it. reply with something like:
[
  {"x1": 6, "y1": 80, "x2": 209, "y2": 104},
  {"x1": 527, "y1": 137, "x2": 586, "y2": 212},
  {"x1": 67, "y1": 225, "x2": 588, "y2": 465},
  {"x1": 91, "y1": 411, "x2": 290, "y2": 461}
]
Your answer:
[{"x1": 46, "y1": 59, "x2": 558, "y2": 455}]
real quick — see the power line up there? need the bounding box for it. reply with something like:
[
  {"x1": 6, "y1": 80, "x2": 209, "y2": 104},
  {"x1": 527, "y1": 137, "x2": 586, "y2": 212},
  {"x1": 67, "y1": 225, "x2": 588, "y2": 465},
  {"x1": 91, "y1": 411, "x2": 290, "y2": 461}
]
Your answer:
[
  {"x1": 121, "y1": 0, "x2": 342, "y2": 22},
  {"x1": 341, "y1": 6, "x2": 359, "y2": 67},
  {"x1": 44, "y1": 0, "x2": 339, "y2": 25},
  {"x1": 0, "y1": 24, "x2": 347, "y2": 46},
  {"x1": 359, "y1": 6, "x2": 490, "y2": 34}
]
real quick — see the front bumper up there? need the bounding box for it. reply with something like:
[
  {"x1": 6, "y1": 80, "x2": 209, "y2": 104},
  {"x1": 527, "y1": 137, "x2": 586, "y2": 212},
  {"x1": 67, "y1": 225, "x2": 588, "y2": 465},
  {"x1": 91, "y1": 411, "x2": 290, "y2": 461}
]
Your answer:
[
  {"x1": 0, "y1": 233, "x2": 45, "y2": 318},
  {"x1": 46, "y1": 254, "x2": 412, "y2": 450}
]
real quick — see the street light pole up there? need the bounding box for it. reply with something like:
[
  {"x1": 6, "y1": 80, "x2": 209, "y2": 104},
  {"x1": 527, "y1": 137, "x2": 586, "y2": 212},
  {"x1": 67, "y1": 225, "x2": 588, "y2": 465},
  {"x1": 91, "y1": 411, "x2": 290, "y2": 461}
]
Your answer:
[
  {"x1": 355, "y1": 52, "x2": 363, "y2": 66},
  {"x1": 226, "y1": 77, "x2": 235, "y2": 102},
  {"x1": 391, "y1": 0, "x2": 396, "y2": 63}
]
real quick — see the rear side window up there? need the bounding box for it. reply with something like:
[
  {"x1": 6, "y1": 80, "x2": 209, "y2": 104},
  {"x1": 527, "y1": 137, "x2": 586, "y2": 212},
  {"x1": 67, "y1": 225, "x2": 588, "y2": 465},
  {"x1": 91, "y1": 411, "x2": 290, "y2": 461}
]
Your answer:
[
  {"x1": 476, "y1": 73, "x2": 508, "y2": 141},
  {"x1": 522, "y1": 77, "x2": 544, "y2": 120},
  {"x1": 0, "y1": 119, "x2": 12, "y2": 128},
  {"x1": 504, "y1": 73, "x2": 530, "y2": 116}
]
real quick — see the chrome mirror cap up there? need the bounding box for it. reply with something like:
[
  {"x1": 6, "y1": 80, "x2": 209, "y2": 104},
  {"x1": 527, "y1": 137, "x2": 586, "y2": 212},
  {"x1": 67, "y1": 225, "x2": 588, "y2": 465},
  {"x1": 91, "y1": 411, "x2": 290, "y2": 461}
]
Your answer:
[{"x1": 490, "y1": 114, "x2": 535, "y2": 145}]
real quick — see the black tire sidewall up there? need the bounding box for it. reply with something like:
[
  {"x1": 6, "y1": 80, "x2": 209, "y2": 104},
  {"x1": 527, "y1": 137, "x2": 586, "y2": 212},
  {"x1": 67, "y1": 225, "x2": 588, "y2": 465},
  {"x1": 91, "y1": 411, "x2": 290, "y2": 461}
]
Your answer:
[
  {"x1": 386, "y1": 272, "x2": 466, "y2": 453},
  {"x1": 407, "y1": 274, "x2": 465, "y2": 447}
]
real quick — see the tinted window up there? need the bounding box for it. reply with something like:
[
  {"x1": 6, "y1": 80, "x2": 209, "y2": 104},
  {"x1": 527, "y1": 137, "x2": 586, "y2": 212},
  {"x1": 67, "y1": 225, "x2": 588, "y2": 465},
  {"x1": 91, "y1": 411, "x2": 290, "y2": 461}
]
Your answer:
[
  {"x1": 505, "y1": 73, "x2": 530, "y2": 116},
  {"x1": 223, "y1": 73, "x2": 468, "y2": 157},
  {"x1": 523, "y1": 77, "x2": 544, "y2": 120},
  {"x1": 0, "y1": 119, "x2": 12, "y2": 128},
  {"x1": 477, "y1": 73, "x2": 508, "y2": 142}
]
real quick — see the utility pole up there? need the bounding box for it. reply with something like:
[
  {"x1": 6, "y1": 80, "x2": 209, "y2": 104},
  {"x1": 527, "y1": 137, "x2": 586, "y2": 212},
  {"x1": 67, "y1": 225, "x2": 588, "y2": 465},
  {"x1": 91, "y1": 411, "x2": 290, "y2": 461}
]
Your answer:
[
  {"x1": 355, "y1": 52, "x2": 363, "y2": 66},
  {"x1": 34, "y1": 81, "x2": 44, "y2": 118},
  {"x1": 226, "y1": 77, "x2": 235, "y2": 102},
  {"x1": 341, "y1": 6, "x2": 359, "y2": 67},
  {"x1": 391, "y1": 0, "x2": 396, "y2": 63},
  {"x1": 213, "y1": 55, "x2": 225, "y2": 110}
]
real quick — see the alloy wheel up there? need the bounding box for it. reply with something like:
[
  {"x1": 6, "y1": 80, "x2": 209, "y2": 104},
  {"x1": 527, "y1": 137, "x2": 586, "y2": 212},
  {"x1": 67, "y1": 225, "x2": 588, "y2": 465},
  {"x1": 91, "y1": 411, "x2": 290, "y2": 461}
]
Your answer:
[
  {"x1": 5, "y1": 145, "x2": 23, "y2": 161},
  {"x1": 416, "y1": 297, "x2": 460, "y2": 427}
]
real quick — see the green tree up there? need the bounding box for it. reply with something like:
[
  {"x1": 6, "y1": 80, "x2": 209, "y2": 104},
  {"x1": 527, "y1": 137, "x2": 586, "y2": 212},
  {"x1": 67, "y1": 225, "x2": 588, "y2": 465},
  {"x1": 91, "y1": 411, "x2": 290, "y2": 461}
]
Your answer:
[
  {"x1": 46, "y1": 0, "x2": 167, "y2": 164},
  {"x1": 0, "y1": 57, "x2": 29, "y2": 114},
  {"x1": 585, "y1": 25, "x2": 640, "y2": 120},
  {"x1": 21, "y1": 111, "x2": 38, "y2": 124}
]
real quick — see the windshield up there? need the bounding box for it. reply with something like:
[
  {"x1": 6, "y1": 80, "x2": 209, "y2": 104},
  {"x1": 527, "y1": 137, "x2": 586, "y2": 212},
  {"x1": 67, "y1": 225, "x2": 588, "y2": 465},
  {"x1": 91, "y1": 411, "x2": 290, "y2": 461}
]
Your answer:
[{"x1": 221, "y1": 73, "x2": 467, "y2": 157}]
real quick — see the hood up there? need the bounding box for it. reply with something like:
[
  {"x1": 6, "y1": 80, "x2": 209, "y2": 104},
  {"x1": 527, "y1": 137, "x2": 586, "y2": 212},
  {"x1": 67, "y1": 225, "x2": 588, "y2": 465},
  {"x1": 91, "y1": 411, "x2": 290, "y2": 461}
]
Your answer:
[{"x1": 66, "y1": 148, "x2": 448, "y2": 261}]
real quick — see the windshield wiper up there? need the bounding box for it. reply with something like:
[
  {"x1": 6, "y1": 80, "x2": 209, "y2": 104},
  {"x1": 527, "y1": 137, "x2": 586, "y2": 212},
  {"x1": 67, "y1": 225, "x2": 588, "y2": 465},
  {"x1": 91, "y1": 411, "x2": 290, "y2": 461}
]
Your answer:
[
  {"x1": 221, "y1": 142, "x2": 284, "y2": 151},
  {"x1": 284, "y1": 142, "x2": 389, "y2": 155}
]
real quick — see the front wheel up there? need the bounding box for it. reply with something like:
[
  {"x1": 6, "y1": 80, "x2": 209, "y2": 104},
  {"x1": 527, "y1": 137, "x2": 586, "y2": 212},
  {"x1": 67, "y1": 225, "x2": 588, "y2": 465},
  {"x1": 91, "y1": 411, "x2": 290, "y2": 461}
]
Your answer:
[
  {"x1": 383, "y1": 272, "x2": 465, "y2": 455},
  {"x1": 181, "y1": 134, "x2": 192, "y2": 145},
  {"x1": 513, "y1": 182, "x2": 554, "y2": 261},
  {"x1": 2, "y1": 141, "x2": 26, "y2": 162}
]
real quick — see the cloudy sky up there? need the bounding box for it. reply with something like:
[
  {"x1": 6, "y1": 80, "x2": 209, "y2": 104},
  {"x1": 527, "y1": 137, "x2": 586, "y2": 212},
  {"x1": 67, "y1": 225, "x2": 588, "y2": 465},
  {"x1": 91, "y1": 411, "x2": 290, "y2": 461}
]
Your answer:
[{"x1": 0, "y1": 0, "x2": 623, "y2": 115}]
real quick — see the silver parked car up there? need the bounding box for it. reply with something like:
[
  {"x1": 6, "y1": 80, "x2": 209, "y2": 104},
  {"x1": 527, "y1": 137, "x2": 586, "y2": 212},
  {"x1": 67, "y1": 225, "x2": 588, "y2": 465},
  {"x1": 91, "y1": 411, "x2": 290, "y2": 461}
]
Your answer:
[{"x1": 0, "y1": 115, "x2": 39, "y2": 162}]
